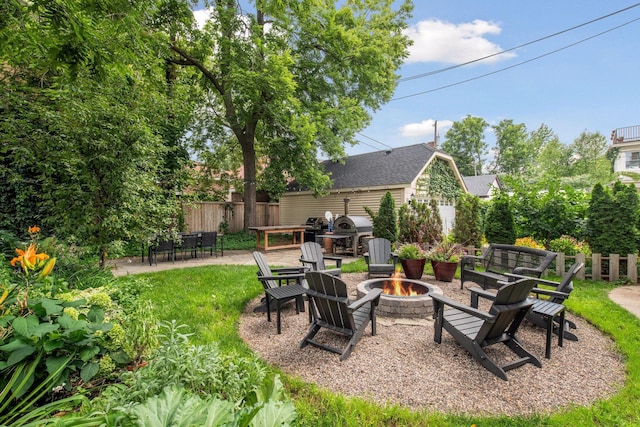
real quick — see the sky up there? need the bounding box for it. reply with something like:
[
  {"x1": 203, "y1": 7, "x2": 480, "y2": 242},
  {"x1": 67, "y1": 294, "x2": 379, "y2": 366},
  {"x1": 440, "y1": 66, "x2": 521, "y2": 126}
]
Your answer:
[
  {"x1": 351, "y1": 1, "x2": 640, "y2": 156},
  {"x1": 194, "y1": 2, "x2": 640, "y2": 158}
]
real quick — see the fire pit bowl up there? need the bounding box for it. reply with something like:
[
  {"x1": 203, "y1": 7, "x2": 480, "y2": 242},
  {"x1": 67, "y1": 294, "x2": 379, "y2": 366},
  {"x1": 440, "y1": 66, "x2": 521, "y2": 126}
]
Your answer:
[{"x1": 356, "y1": 277, "x2": 443, "y2": 318}]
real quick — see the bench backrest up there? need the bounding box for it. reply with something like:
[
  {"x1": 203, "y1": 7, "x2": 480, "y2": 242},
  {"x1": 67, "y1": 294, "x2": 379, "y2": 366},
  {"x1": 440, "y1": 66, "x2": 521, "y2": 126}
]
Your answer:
[{"x1": 483, "y1": 244, "x2": 556, "y2": 277}]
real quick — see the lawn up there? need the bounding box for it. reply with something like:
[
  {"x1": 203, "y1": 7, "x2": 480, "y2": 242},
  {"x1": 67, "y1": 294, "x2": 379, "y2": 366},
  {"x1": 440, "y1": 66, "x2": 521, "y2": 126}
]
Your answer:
[{"x1": 133, "y1": 263, "x2": 640, "y2": 426}]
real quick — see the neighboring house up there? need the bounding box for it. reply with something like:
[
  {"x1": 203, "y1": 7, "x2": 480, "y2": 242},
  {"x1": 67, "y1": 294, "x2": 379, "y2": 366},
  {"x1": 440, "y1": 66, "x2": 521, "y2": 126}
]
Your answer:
[
  {"x1": 281, "y1": 143, "x2": 467, "y2": 233},
  {"x1": 462, "y1": 174, "x2": 503, "y2": 199},
  {"x1": 610, "y1": 125, "x2": 640, "y2": 189}
]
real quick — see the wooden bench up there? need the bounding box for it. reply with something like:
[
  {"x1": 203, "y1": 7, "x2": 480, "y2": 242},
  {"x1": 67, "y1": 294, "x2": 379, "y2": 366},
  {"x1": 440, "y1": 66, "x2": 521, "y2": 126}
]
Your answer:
[{"x1": 460, "y1": 244, "x2": 556, "y2": 290}]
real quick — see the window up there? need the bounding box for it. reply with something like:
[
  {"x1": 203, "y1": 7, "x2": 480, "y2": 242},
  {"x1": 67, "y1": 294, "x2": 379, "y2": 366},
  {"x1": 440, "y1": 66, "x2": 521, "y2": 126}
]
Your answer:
[{"x1": 626, "y1": 152, "x2": 640, "y2": 169}]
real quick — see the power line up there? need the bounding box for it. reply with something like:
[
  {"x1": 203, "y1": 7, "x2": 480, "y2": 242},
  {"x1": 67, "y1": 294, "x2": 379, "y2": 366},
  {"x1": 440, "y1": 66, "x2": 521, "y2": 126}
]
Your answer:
[
  {"x1": 399, "y1": 2, "x2": 640, "y2": 83},
  {"x1": 392, "y1": 16, "x2": 640, "y2": 101},
  {"x1": 357, "y1": 132, "x2": 394, "y2": 150},
  {"x1": 354, "y1": 138, "x2": 383, "y2": 151}
]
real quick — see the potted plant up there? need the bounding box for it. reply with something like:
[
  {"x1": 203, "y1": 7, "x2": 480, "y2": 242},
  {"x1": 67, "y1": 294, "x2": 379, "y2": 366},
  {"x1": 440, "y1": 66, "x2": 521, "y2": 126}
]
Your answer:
[
  {"x1": 396, "y1": 243, "x2": 427, "y2": 279},
  {"x1": 427, "y1": 240, "x2": 464, "y2": 282}
]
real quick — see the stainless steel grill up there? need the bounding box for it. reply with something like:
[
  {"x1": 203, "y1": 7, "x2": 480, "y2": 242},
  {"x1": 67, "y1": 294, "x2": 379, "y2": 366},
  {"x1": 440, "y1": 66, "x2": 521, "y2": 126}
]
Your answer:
[
  {"x1": 332, "y1": 215, "x2": 373, "y2": 255},
  {"x1": 303, "y1": 217, "x2": 328, "y2": 243}
]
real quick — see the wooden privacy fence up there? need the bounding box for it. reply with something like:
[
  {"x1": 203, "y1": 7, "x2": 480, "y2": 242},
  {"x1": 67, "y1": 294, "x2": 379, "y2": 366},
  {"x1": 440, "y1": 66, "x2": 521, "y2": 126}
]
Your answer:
[
  {"x1": 183, "y1": 202, "x2": 280, "y2": 234},
  {"x1": 464, "y1": 246, "x2": 640, "y2": 284}
]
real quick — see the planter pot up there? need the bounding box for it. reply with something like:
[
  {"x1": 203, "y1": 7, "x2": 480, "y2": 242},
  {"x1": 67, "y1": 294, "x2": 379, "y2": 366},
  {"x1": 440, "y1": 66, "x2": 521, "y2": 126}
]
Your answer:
[
  {"x1": 401, "y1": 259, "x2": 426, "y2": 279},
  {"x1": 431, "y1": 260, "x2": 458, "y2": 282}
]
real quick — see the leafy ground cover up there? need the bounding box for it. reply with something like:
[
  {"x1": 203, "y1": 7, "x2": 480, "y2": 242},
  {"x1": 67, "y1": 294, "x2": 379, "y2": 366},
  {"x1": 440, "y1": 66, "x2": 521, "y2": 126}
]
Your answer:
[{"x1": 134, "y1": 264, "x2": 640, "y2": 426}]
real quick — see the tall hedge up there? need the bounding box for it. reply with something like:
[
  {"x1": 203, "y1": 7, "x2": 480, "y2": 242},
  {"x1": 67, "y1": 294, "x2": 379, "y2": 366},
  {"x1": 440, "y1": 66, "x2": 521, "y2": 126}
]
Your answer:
[
  {"x1": 587, "y1": 182, "x2": 639, "y2": 255},
  {"x1": 484, "y1": 193, "x2": 515, "y2": 244},
  {"x1": 452, "y1": 193, "x2": 482, "y2": 247},
  {"x1": 364, "y1": 191, "x2": 397, "y2": 242}
]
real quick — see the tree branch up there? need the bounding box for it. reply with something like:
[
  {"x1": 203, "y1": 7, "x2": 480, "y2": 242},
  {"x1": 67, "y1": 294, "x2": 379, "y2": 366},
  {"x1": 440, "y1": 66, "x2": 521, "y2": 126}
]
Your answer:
[{"x1": 169, "y1": 44, "x2": 224, "y2": 94}]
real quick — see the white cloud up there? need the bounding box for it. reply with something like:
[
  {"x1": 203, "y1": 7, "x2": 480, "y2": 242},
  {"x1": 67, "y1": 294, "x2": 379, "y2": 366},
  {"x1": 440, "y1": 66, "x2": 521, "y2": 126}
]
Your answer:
[
  {"x1": 404, "y1": 19, "x2": 516, "y2": 64},
  {"x1": 193, "y1": 8, "x2": 211, "y2": 30},
  {"x1": 400, "y1": 119, "x2": 453, "y2": 138}
]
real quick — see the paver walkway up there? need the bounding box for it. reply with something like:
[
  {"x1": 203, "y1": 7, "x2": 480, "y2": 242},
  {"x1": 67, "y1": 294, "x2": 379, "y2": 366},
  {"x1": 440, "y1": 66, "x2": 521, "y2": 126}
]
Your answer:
[{"x1": 108, "y1": 250, "x2": 640, "y2": 319}]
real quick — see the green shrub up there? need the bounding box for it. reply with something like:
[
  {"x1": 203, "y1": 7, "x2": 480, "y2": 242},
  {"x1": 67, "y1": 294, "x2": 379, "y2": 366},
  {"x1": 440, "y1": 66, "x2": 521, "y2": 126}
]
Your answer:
[
  {"x1": 485, "y1": 193, "x2": 515, "y2": 244},
  {"x1": 103, "y1": 321, "x2": 267, "y2": 406},
  {"x1": 397, "y1": 199, "x2": 442, "y2": 246},
  {"x1": 549, "y1": 235, "x2": 591, "y2": 256},
  {"x1": 452, "y1": 193, "x2": 482, "y2": 247},
  {"x1": 364, "y1": 191, "x2": 398, "y2": 242}
]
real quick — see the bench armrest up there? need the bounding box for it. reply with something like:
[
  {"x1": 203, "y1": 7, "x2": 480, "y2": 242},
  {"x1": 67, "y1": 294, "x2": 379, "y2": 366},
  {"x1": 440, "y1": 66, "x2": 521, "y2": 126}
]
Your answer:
[{"x1": 460, "y1": 254, "x2": 486, "y2": 269}]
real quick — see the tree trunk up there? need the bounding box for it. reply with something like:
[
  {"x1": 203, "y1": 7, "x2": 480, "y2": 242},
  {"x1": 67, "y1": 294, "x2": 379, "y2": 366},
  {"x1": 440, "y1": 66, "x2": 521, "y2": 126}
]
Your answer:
[{"x1": 238, "y1": 128, "x2": 257, "y2": 231}]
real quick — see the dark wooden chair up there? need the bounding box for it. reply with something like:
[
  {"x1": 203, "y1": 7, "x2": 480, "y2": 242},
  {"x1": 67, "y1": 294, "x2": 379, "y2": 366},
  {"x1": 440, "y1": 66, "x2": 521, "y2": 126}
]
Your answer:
[
  {"x1": 302, "y1": 271, "x2": 382, "y2": 360},
  {"x1": 364, "y1": 238, "x2": 398, "y2": 278},
  {"x1": 253, "y1": 252, "x2": 307, "y2": 334},
  {"x1": 199, "y1": 232, "x2": 218, "y2": 258},
  {"x1": 149, "y1": 238, "x2": 174, "y2": 265},
  {"x1": 432, "y1": 278, "x2": 541, "y2": 380},
  {"x1": 470, "y1": 262, "x2": 585, "y2": 358},
  {"x1": 300, "y1": 242, "x2": 342, "y2": 276}
]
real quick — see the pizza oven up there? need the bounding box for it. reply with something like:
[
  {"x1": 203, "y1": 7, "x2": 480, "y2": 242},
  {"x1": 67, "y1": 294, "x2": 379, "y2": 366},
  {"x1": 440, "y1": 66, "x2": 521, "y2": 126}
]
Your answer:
[{"x1": 332, "y1": 215, "x2": 373, "y2": 255}]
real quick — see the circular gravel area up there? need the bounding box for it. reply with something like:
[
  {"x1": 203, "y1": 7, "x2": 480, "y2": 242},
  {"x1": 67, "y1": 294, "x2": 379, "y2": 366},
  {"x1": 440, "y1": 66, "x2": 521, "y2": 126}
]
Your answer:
[{"x1": 238, "y1": 273, "x2": 625, "y2": 416}]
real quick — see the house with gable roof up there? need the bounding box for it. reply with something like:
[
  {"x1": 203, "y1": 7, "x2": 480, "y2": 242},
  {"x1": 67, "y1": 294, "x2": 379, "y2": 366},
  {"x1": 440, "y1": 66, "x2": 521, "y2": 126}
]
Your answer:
[
  {"x1": 280, "y1": 143, "x2": 467, "y2": 233},
  {"x1": 462, "y1": 174, "x2": 503, "y2": 199}
]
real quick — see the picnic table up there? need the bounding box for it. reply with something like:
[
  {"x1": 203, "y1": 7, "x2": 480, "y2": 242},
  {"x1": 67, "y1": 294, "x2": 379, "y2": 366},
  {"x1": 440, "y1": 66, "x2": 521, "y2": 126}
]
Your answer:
[{"x1": 248, "y1": 225, "x2": 307, "y2": 251}]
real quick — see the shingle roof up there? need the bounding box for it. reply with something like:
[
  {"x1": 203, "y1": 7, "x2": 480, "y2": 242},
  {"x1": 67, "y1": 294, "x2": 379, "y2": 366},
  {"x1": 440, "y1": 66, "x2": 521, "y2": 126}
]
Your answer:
[
  {"x1": 310, "y1": 143, "x2": 438, "y2": 190},
  {"x1": 462, "y1": 174, "x2": 501, "y2": 197}
]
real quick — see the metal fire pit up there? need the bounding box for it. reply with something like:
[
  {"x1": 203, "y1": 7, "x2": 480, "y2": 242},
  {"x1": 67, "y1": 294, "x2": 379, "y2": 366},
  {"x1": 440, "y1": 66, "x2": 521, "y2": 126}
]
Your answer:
[{"x1": 357, "y1": 278, "x2": 444, "y2": 318}]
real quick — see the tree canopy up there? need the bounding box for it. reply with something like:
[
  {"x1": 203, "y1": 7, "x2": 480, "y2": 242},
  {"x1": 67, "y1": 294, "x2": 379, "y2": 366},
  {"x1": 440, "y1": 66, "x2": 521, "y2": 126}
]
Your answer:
[
  {"x1": 1, "y1": 0, "x2": 193, "y2": 265},
  {"x1": 441, "y1": 115, "x2": 488, "y2": 176},
  {"x1": 162, "y1": 0, "x2": 413, "y2": 228}
]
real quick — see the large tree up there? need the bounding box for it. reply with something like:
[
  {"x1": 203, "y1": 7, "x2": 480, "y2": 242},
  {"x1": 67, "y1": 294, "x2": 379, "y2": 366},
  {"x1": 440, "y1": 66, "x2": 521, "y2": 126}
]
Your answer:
[
  {"x1": 492, "y1": 119, "x2": 534, "y2": 175},
  {"x1": 441, "y1": 115, "x2": 489, "y2": 176},
  {"x1": 1, "y1": 0, "x2": 191, "y2": 266},
  {"x1": 160, "y1": 0, "x2": 413, "y2": 229}
]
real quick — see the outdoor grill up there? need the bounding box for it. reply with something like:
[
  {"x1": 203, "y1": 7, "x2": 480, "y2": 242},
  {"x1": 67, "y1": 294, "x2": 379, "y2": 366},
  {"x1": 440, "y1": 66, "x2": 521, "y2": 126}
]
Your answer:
[
  {"x1": 332, "y1": 215, "x2": 373, "y2": 255},
  {"x1": 303, "y1": 217, "x2": 328, "y2": 243}
]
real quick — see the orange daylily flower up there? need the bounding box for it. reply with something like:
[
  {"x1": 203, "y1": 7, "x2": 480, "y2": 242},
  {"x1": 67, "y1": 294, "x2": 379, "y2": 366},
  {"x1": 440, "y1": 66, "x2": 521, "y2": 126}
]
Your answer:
[
  {"x1": 10, "y1": 244, "x2": 49, "y2": 272},
  {"x1": 28, "y1": 225, "x2": 41, "y2": 234}
]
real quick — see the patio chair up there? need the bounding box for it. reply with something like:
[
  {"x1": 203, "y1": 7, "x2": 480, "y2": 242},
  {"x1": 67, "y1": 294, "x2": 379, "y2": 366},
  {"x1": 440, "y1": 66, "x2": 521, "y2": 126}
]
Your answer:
[
  {"x1": 301, "y1": 271, "x2": 382, "y2": 360},
  {"x1": 149, "y1": 237, "x2": 175, "y2": 265},
  {"x1": 300, "y1": 241, "x2": 342, "y2": 276},
  {"x1": 177, "y1": 233, "x2": 199, "y2": 261},
  {"x1": 199, "y1": 231, "x2": 218, "y2": 258},
  {"x1": 432, "y1": 277, "x2": 541, "y2": 380},
  {"x1": 471, "y1": 262, "x2": 585, "y2": 345},
  {"x1": 253, "y1": 252, "x2": 308, "y2": 334},
  {"x1": 364, "y1": 237, "x2": 398, "y2": 278}
]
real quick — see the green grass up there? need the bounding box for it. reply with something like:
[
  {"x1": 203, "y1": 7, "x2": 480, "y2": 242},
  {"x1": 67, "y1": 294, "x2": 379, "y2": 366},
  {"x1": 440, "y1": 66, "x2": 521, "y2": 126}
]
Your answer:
[{"x1": 129, "y1": 262, "x2": 640, "y2": 426}]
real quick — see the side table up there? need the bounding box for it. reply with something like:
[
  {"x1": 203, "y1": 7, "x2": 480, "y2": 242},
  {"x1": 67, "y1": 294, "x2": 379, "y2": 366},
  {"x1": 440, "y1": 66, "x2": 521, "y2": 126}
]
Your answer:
[{"x1": 531, "y1": 299, "x2": 566, "y2": 359}]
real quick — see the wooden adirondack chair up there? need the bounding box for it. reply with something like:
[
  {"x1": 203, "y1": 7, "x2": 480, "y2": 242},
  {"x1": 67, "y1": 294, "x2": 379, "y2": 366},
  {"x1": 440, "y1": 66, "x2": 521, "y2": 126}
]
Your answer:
[
  {"x1": 471, "y1": 262, "x2": 584, "y2": 345},
  {"x1": 301, "y1": 271, "x2": 382, "y2": 360},
  {"x1": 299, "y1": 242, "x2": 342, "y2": 276},
  {"x1": 364, "y1": 238, "x2": 398, "y2": 278},
  {"x1": 253, "y1": 252, "x2": 308, "y2": 334},
  {"x1": 432, "y1": 278, "x2": 541, "y2": 380}
]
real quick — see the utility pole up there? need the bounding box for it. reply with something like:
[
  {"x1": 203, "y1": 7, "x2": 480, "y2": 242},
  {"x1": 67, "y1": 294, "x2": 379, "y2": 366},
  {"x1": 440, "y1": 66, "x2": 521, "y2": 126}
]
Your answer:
[{"x1": 433, "y1": 120, "x2": 438, "y2": 147}]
